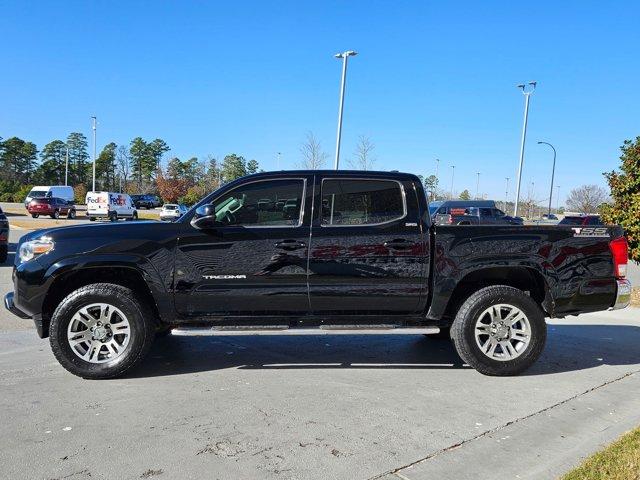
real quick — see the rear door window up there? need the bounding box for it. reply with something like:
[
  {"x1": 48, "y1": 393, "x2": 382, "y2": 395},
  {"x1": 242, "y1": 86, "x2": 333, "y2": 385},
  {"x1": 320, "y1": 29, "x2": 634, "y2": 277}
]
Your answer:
[{"x1": 321, "y1": 179, "x2": 405, "y2": 226}]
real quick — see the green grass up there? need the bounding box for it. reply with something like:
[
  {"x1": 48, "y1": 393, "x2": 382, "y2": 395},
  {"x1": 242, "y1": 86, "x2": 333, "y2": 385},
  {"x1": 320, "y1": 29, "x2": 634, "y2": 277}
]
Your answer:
[{"x1": 561, "y1": 427, "x2": 640, "y2": 480}]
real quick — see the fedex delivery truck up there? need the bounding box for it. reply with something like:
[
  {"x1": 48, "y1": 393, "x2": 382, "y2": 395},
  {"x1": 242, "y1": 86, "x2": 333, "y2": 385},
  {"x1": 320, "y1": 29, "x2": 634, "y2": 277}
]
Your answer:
[{"x1": 85, "y1": 192, "x2": 138, "y2": 222}]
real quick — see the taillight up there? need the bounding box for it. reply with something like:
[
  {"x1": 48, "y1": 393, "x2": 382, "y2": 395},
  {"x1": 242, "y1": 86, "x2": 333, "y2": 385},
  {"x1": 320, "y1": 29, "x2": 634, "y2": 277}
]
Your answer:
[
  {"x1": 609, "y1": 236, "x2": 628, "y2": 278},
  {"x1": 448, "y1": 215, "x2": 453, "y2": 224}
]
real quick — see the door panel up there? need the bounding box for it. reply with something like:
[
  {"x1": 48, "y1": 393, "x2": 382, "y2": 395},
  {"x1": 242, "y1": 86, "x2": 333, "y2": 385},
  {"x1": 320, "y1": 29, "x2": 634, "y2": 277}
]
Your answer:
[
  {"x1": 307, "y1": 177, "x2": 428, "y2": 314},
  {"x1": 174, "y1": 177, "x2": 312, "y2": 318}
]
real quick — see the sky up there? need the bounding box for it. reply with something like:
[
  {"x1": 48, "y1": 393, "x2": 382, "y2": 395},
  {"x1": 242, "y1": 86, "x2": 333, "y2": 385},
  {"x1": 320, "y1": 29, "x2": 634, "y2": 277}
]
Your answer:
[{"x1": 1, "y1": 0, "x2": 639, "y2": 206}]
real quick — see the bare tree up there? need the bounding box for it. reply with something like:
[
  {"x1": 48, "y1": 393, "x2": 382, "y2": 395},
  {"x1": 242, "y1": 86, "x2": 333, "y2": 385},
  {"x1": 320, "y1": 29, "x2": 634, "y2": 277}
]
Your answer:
[
  {"x1": 349, "y1": 135, "x2": 376, "y2": 170},
  {"x1": 566, "y1": 184, "x2": 608, "y2": 214},
  {"x1": 299, "y1": 132, "x2": 327, "y2": 169},
  {"x1": 115, "y1": 145, "x2": 132, "y2": 193}
]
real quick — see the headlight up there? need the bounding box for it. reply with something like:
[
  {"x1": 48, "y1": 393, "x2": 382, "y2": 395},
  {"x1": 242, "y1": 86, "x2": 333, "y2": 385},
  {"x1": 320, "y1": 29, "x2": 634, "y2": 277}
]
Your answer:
[{"x1": 18, "y1": 237, "x2": 55, "y2": 263}]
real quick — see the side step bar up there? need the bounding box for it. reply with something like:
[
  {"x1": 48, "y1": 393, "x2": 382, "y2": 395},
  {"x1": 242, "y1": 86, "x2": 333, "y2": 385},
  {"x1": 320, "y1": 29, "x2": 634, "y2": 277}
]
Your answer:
[{"x1": 171, "y1": 326, "x2": 441, "y2": 336}]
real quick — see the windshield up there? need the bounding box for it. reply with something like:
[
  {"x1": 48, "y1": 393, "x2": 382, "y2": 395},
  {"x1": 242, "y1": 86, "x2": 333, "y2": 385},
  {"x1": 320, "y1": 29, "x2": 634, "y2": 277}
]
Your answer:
[
  {"x1": 164, "y1": 205, "x2": 178, "y2": 210},
  {"x1": 29, "y1": 190, "x2": 47, "y2": 198}
]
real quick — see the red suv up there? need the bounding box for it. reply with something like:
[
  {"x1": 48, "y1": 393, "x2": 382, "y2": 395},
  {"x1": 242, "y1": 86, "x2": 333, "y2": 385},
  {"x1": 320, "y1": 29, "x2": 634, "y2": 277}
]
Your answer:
[{"x1": 27, "y1": 197, "x2": 76, "y2": 219}]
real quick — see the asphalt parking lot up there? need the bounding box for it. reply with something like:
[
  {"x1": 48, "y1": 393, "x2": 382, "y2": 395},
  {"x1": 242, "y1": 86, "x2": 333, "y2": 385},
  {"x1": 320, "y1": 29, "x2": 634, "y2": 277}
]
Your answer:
[{"x1": 1, "y1": 227, "x2": 639, "y2": 480}]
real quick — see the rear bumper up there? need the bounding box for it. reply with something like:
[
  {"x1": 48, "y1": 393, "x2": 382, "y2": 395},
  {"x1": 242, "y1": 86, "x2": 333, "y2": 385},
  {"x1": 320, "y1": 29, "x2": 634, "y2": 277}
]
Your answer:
[{"x1": 611, "y1": 279, "x2": 632, "y2": 310}]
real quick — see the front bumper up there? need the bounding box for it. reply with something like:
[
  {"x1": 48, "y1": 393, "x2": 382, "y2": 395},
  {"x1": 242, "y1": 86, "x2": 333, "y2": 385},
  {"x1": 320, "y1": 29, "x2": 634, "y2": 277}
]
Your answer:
[
  {"x1": 611, "y1": 279, "x2": 632, "y2": 310},
  {"x1": 4, "y1": 292, "x2": 30, "y2": 319}
]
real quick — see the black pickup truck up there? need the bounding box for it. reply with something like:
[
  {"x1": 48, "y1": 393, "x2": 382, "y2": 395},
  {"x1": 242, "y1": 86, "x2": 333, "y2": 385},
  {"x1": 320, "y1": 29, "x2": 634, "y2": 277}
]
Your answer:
[{"x1": 5, "y1": 170, "x2": 632, "y2": 379}]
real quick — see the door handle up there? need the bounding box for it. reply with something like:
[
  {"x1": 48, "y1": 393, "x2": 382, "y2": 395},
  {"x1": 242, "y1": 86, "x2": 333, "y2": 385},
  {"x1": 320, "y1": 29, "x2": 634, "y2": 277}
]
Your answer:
[
  {"x1": 383, "y1": 239, "x2": 416, "y2": 250},
  {"x1": 275, "y1": 239, "x2": 307, "y2": 251}
]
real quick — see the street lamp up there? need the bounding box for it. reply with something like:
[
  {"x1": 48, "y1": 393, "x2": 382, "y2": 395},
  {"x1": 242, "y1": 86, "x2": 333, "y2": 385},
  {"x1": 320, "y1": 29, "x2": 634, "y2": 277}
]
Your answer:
[
  {"x1": 514, "y1": 81, "x2": 536, "y2": 217},
  {"x1": 475, "y1": 172, "x2": 480, "y2": 199},
  {"x1": 450, "y1": 165, "x2": 455, "y2": 199},
  {"x1": 537, "y1": 141, "x2": 557, "y2": 217},
  {"x1": 277, "y1": 152, "x2": 282, "y2": 170},
  {"x1": 333, "y1": 50, "x2": 357, "y2": 170},
  {"x1": 91, "y1": 116, "x2": 97, "y2": 192},
  {"x1": 556, "y1": 185, "x2": 561, "y2": 212}
]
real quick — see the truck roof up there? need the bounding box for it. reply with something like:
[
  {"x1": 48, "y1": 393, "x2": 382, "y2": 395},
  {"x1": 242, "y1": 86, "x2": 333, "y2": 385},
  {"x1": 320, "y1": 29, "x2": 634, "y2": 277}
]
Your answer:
[{"x1": 236, "y1": 169, "x2": 419, "y2": 179}]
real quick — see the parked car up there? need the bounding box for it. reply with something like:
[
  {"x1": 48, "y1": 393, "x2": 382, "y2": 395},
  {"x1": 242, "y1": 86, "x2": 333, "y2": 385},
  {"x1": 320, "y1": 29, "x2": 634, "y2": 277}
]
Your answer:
[
  {"x1": 542, "y1": 213, "x2": 558, "y2": 220},
  {"x1": 24, "y1": 186, "x2": 75, "y2": 207},
  {"x1": 559, "y1": 215, "x2": 602, "y2": 226},
  {"x1": 0, "y1": 206, "x2": 8, "y2": 263},
  {"x1": 26, "y1": 197, "x2": 76, "y2": 219},
  {"x1": 160, "y1": 204, "x2": 188, "y2": 221},
  {"x1": 86, "y1": 192, "x2": 138, "y2": 222},
  {"x1": 131, "y1": 194, "x2": 162, "y2": 209},
  {"x1": 5, "y1": 170, "x2": 631, "y2": 379},
  {"x1": 431, "y1": 200, "x2": 523, "y2": 225}
]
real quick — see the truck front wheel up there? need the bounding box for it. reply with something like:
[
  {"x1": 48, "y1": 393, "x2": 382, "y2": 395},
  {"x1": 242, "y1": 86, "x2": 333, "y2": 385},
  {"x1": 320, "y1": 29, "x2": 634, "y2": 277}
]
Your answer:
[
  {"x1": 49, "y1": 283, "x2": 155, "y2": 379},
  {"x1": 451, "y1": 285, "x2": 546, "y2": 376}
]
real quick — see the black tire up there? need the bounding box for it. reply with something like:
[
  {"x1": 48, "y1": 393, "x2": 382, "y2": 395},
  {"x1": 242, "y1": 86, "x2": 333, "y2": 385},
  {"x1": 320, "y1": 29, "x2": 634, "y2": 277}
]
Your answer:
[
  {"x1": 51, "y1": 210, "x2": 60, "y2": 219},
  {"x1": 67, "y1": 209, "x2": 76, "y2": 219},
  {"x1": 31, "y1": 213, "x2": 39, "y2": 218},
  {"x1": 109, "y1": 211, "x2": 117, "y2": 222},
  {"x1": 49, "y1": 283, "x2": 156, "y2": 379},
  {"x1": 450, "y1": 285, "x2": 546, "y2": 376},
  {"x1": 126, "y1": 211, "x2": 138, "y2": 221},
  {"x1": 424, "y1": 326, "x2": 451, "y2": 340},
  {"x1": 0, "y1": 246, "x2": 7, "y2": 263}
]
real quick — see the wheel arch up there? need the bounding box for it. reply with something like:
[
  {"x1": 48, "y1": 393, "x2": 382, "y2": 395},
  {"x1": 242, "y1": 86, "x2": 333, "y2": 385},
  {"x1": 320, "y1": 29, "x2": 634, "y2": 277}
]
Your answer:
[
  {"x1": 41, "y1": 264, "x2": 171, "y2": 338},
  {"x1": 433, "y1": 266, "x2": 553, "y2": 326}
]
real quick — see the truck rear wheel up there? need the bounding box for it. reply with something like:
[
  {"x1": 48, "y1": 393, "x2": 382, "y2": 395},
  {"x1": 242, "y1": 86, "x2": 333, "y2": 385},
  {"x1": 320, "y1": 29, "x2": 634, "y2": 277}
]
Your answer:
[
  {"x1": 49, "y1": 283, "x2": 155, "y2": 379},
  {"x1": 451, "y1": 285, "x2": 546, "y2": 376}
]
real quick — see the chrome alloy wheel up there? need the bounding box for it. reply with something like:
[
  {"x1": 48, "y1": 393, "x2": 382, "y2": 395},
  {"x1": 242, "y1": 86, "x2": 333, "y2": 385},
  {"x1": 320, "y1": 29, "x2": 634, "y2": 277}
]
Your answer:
[
  {"x1": 474, "y1": 304, "x2": 531, "y2": 361},
  {"x1": 66, "y1": 303, "x2": 131, "y2": 363}
]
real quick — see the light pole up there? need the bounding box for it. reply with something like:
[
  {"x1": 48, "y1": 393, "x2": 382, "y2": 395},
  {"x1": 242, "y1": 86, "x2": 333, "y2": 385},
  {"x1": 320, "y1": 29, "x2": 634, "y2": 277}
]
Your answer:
[
  {"x1": 505, "y1": 177, "x2": 510, "y2": 213},
  {"x1": 556, "y1": 185, "x2": 561, "y2": 212},
  {"x1": 475, "y1": 172, "x2": 480, "y2": 199},
  {"x1": 514, "y1": 81, "x2": 536, "y2": 218},
  {"x1": 91, "y1": 116, "x2": 97, "y2": 192},
  {"x1": 537, "y1": 141, "x2": 557, "y2": 217},
  {"x1": 65, "y1": 144, "x2": 69, "y2": 186},
  {"x1": 435, "y1": 158, "x2": 440, "y2": 184},
  {"x1": 333, "y1": 50, "x2": 357, "y2": 170},
  {"x1": 450, "y1": 165, "x2": 455, "y2": 199},
  {"x1": 277, "y1": 152, "x2": 282, "y2": 170}
]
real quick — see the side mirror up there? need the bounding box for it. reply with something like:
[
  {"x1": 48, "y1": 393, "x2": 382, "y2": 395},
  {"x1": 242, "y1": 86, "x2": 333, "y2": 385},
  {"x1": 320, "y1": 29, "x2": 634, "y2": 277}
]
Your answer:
[{"x1": 191, "y1": 204, "x2": 220, "y2": 230}]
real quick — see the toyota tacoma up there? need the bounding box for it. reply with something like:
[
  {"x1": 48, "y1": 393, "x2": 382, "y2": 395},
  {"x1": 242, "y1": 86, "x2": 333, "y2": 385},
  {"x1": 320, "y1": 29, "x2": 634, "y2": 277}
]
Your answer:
[{"x1": 4, "y1": 170, "x2": 632, "y2": 379}]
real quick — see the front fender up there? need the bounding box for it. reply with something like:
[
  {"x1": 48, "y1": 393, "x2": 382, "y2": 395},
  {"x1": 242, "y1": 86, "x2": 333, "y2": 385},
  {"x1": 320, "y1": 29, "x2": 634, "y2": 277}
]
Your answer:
[{"x1": 39, "y1": 254, "x2": 175, "y2": 326}]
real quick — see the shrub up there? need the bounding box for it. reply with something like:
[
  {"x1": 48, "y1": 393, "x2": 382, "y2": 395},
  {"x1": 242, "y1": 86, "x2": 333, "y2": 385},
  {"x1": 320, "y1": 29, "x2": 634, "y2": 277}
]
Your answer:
[
  {"x1": 74, "y1": 184, "x2": 88, "y2": 204},
  {"x1": 602, "y1": 136, "x2": 640, "y2": 262}
]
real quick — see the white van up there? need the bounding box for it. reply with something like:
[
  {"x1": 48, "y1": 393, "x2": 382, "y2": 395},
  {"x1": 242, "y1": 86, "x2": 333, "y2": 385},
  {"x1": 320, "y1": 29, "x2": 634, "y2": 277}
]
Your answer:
[
  {"x1": 24, "y1": 186, "x2": 75, "y2": 207},
  {"x1": 85, "y1": 192, "x2": 138, "y2": 222}
]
